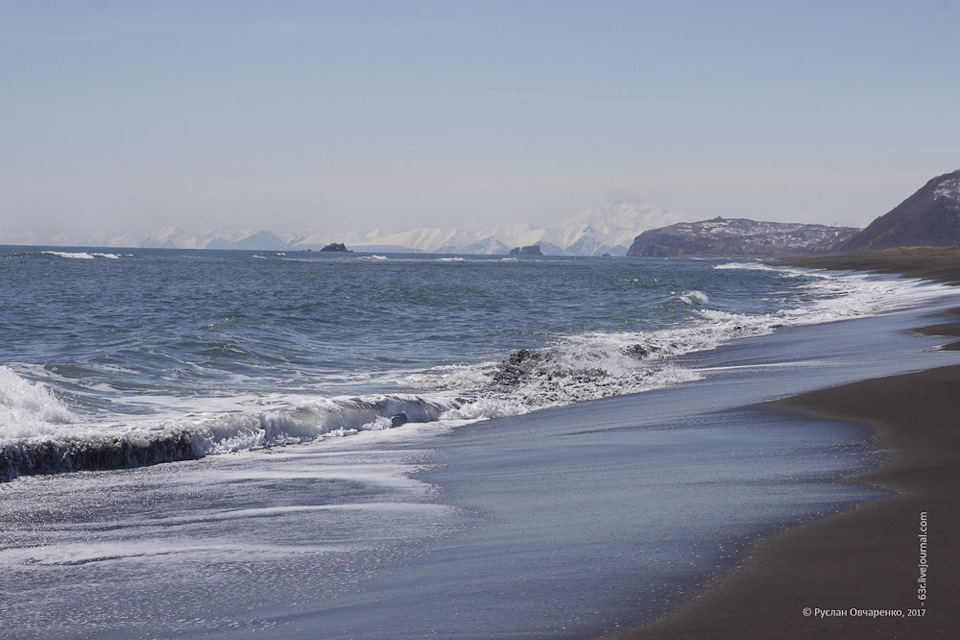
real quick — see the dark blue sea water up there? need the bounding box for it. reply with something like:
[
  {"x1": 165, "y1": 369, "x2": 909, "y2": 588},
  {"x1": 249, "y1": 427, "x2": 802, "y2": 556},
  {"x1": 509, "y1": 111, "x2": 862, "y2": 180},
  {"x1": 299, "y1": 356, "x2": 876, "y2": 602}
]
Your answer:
[
  {"x1": 2, "y1": 247, "x2": 950, "y2": 473},
  {"x1": 2, "y1": 246, "x2": 959, "y2": 639}
]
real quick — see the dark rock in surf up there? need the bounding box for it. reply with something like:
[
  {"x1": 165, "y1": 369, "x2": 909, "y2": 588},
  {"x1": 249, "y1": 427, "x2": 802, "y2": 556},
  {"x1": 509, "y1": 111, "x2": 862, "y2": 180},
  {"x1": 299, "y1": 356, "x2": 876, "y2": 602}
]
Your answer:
[
  {"x1": 492, "y1": 349, "x2": 545, "y2": 386},
  {"x1": 320, "y1": 243, "x2": 352, "y2": 252},
  {"x1": 623, "y1": 344, "x2": 659, "y2": 359},
  {"x1": 509, "y1": 245, "x2": 543, "y2": 256}
]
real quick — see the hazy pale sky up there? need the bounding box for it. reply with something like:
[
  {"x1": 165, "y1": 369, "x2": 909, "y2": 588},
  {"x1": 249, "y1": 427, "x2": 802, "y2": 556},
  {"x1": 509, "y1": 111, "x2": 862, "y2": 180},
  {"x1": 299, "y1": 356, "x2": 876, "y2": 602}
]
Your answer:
[{"x1": 2, "y1": 0, "x2": 958, "y2": 236}]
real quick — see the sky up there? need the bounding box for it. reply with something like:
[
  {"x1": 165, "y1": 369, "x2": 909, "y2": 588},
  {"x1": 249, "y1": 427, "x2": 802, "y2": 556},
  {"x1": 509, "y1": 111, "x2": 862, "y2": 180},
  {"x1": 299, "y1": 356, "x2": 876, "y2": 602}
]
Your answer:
[{"x1": 1, "y1": 0, "x2": 959, "y2": 237}]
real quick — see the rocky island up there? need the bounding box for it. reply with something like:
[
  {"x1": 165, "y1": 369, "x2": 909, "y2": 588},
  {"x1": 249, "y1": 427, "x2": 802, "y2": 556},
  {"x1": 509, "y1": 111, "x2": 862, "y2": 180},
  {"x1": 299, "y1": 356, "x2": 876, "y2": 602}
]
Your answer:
[{"x1": 319, "y1": 243, "x2": 352, "y2": 253}]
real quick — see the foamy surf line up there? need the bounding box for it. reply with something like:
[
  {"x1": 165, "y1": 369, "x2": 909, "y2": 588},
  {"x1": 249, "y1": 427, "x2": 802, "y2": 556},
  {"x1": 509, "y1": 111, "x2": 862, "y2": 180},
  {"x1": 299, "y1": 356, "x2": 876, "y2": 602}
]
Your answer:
[
  {"x1": 0, "y1": 379, "x2": 463, "y2": 481},
  {"x1": 2, "y1": 265, "x2": 957, "y2": 482},
  {"x1": 7, "y1": 250, "x2": 132, "y2": 260}
]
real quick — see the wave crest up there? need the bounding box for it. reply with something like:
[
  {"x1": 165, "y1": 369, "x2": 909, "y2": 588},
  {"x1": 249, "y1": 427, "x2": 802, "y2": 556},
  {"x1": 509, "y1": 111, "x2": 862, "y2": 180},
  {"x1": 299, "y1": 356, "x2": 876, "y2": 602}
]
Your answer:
[
  {"x1": 0, "y1": 366, "x2": 75, "y2": 438},
  {"x1": 676, "y1": 290, "x2": 709, "y2": 305},
  {"x1": 0, "y1": 392, "x2": 461, "y2": 481}
]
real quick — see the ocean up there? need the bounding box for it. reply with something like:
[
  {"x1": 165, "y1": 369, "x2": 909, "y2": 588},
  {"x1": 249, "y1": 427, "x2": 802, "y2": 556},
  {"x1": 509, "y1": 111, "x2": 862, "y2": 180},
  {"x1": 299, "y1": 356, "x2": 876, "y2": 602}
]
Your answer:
[{"x1": 2, "y1": 247, "x2": 960, "y2": 639}]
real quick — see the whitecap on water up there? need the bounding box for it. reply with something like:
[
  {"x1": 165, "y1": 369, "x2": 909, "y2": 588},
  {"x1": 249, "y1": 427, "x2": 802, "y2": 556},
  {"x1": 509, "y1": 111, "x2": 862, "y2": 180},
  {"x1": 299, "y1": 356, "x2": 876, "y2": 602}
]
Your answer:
[
  {"x1": 676, "y1": 290, "x2": 709, "y2": 305},
  {"x1": 0, "y1": 366, "x2": 76, "y2": 439}
]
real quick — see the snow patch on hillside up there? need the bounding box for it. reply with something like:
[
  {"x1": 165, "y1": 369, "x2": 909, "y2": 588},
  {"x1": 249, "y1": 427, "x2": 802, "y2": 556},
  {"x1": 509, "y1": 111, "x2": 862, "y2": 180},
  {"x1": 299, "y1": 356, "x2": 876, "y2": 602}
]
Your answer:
[{"x1": 933, "y1": 176, "x2": 960, "y2": 203}]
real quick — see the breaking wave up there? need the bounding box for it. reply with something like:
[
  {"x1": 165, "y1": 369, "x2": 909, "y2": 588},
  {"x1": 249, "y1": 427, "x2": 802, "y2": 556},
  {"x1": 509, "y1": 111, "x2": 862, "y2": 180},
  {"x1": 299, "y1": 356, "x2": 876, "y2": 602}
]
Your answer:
[
  {"x1": 0, "y1": 366, "x2": 76, "y2": 437},
  {"x1": 0, "y1": 367, "x2": 462, "y2": 481},
  {"x1": 42, "y1": 251, "x2": 127, "y2": 260},
  {"x1": 676, "y1": 290, "x2": 709, "y2": 305},
  {"x1": 713, "y1": 261, "x2": 780, "y2": 271},
  {"x1": 2, "y1": 251, "x2": 130, "y2": 260}
]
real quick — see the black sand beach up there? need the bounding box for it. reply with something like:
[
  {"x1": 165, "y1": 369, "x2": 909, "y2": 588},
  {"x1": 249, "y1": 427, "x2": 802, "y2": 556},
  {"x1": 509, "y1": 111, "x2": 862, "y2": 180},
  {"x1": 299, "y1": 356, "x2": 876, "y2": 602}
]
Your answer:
[
  {"x1": 5, "y1": 249, "x2": 959, "y2": 640},
  {"x1": 602, "y1": 249, "x2": 960, "y2": 639}
]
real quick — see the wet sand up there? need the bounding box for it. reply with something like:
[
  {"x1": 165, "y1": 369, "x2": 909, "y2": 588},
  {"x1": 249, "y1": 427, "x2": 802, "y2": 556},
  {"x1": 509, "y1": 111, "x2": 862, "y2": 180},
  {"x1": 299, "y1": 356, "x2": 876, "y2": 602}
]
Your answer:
[{"x1": 600, "y1": 251, "x2": 960, "y2": 640}]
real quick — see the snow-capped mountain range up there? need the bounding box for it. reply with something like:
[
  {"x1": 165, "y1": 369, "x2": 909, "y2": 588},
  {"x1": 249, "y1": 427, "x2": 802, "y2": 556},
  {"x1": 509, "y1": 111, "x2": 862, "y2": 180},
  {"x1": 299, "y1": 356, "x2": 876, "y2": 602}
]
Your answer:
[{"x1": 1, "y1": 202, "x2": 690, "y2": 256}]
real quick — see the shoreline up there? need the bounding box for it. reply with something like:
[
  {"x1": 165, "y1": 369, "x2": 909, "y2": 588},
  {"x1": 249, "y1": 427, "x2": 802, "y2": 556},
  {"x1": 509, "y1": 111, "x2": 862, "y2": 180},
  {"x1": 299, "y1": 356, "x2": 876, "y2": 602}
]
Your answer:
[
  {"x1": 776, "y1": 247, "x2": 960, "y2": 285},
  {"x1": 599, "y1": 252, "x2": 960, "y2": 640}
]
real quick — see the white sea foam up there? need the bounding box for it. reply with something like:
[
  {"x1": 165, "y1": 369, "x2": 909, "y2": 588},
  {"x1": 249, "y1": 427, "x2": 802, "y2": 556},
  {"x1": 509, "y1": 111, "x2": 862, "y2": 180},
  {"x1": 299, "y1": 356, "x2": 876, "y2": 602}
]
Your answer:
[
  {"x1": 782, "y1": 271, "x2": 955, "y2": 325},
  {"x1": 0, "y1": 366, "x2": 76, "y2": 440},
  {"x1": 676, "y1": 290, "x2": 709, "y2": 305},
  {"x1": 713, "y1": 262, "x2": 812, "y2": 279},
  {"x1": 413, "y1": 327, "x2": 715, "y2": 411},
  {"x1": 186, "y1": 394, "x2": 459, "y2": 455},
  {"x1": 0, "y1": 382, "x2": 466, "y2": 480},
  {"x1": 41, "y1": 251, "x2": 125, "y2": 260},
  {"x1": 43, "y1": 251, "x2": 96, "y2": 259},
  {"x1": 413, "y1": 268, "x2": 958, "y2": 414},
  {"x1": 0, "y1": 539, "x2": 358, "y2": 567},
  {"x1": 709, "y1": 264, "x2": 957, "y2": 327},
  {"x1": 694, "y1": 272, "x2": 956, "y2": 343},
  {"x1": 713, "y1": 261, "x2": 778, "y2": 271},
  {"x1": 361, "y1": 255, "x2": 389, "y2": 261}
]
